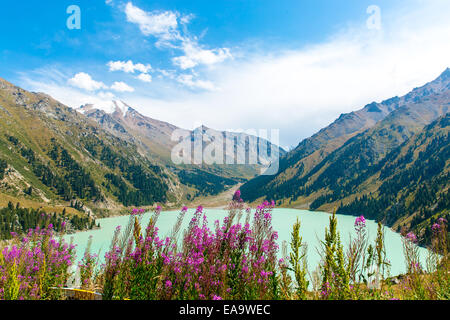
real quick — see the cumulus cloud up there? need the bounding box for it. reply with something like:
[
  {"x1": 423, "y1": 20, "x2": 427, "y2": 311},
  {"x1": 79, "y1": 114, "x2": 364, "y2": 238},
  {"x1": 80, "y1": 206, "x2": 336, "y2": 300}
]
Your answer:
[
  {"x1": 22, "y1": 72, "x2": 116, "y2": 110},
  {"x1": 173, "y1": 41, "x2": 232, "y2": 70},
  {"x1": 111, "y1": 81, "x2": 135, "y2": 92},
  {"x1": 67, "y1": 72, "x2": 134, "y2": 93},
  {"x1": 137, "y1": 73, "x2": 152, "y2": 83},
  {"x1": 68, "y1": 72, "x2": 107, "y2": 91},
  {"x1": 107, "y1": 60, "x2": 152, "y2": 73}
]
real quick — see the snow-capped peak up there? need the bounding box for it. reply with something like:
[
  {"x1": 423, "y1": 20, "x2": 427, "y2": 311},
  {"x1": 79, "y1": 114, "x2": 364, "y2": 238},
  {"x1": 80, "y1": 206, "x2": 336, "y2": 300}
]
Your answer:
[{"x1": 77, "y1": 100, "x2": 130, "y2": 116}]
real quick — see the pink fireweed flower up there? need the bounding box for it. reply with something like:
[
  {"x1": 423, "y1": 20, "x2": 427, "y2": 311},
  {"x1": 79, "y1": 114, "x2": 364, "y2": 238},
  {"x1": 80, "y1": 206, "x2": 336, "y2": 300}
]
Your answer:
[
  {"x1": 411, "y1": 262, "x2": 422, "y2": 272},
  {"x1": 437, "y1": 217, "x2": 447, "y2": 224},
  {"x1": 431, "y1": 223, "x2": 441, "y2": 232},
  {"x1": 354, "y1": 215, "x2": 366, "y2": 229},
  {"x1": 320, "y1": 282, "x2": 331, "y2": 298},
  {"x1": 232, "y1": 190, "x2": 241, "y2": 202},
  {"x1": 213, "y1": 295, "x2": 223, "y2": 300},
  {"x1": 406, "y1": 232, "x2": 417, "y2": 243}
]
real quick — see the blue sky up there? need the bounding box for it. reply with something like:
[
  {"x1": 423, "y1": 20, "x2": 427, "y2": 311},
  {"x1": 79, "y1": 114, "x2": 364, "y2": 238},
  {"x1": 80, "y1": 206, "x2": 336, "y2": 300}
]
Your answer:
[
  {"x1": 1, "y1": 0, "x2": 397, "y2": 76},
  {"x1": 1, "y1": 0, "x2": 449, "y2": 148}
]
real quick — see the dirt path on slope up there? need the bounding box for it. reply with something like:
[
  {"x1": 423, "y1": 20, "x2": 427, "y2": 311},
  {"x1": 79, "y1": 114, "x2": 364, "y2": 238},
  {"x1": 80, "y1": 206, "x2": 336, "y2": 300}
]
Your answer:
[{"x1": 188, "y1": 183, "x2": 243, "y2": 209}]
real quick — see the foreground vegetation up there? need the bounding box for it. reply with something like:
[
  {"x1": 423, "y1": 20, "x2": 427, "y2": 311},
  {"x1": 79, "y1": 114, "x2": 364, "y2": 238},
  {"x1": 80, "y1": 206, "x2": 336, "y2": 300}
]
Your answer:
[{"x1": 0, "y1": 191, "x2": 448, "y2": 300}]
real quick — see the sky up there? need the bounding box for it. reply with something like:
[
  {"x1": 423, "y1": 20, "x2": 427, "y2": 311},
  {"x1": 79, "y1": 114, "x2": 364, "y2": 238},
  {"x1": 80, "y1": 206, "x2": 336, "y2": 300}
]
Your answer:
[{"x1": 0, "y1": 0, "x2": 449, "y2": 149}]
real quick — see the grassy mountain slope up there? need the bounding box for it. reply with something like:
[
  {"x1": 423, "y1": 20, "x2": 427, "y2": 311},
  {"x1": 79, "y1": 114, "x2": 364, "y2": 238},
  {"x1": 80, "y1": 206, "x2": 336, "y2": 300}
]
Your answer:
[
  {"x1": 0, "y1": 77, "x2": 172, "y2": 217},
  {"x1": 336, "y1": 114, "x2": 449, "y2": 245},
  {"x1": 241, "y1": 69, "x2": 449, "y2": 204}
]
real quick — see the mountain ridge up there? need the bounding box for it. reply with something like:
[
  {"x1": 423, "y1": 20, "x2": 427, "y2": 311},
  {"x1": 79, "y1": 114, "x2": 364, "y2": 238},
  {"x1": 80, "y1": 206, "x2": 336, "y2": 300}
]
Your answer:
[
  {"x1": 240, "y1": 68, "x2": 450, "y2": 243},
  {"x1": 241, "y1": 68, "x2": 449, "y2": 203}
]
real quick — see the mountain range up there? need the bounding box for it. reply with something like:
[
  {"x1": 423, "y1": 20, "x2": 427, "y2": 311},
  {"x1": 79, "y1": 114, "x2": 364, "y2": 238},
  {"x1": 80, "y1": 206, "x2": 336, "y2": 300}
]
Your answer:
[
  {"x1": 0, "y1": 68, "x2": 449, "y2": 244},
  {"x1": 241, "y1": 68, "x2": 450, "y2": 244},
  {"x1": 0, "y1": 77, "x2": 284, "y2": 219}
]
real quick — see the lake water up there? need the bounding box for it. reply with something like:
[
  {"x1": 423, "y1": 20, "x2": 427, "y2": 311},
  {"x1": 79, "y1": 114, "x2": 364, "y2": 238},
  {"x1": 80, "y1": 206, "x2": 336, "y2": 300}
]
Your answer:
[{"x1": 65, "y1": 208, "x2": 429, "y2": 277}]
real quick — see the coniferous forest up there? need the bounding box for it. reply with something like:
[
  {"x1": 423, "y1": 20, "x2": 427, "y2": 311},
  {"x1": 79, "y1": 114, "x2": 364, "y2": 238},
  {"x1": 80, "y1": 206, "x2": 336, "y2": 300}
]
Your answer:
[{"x1": 0, "y1": 202, "x2": 96, "y2": 239}]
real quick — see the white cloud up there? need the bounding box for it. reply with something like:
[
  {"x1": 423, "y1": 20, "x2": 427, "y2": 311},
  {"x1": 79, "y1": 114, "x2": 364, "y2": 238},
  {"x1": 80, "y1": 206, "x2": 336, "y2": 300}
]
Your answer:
[
  {"x1": 111, "y1": 81, "x2": 135, "y2": 92},
  {"x1": 124, "y1": 2, "x2": 232, "y2": 71},
  {"x1": 179, "y1": 14, "x2": 195, "y2": 25},
  {"x1": 176, "y1": 74, "x2": 216, "y2": 91},
  {"x1": 107, "y1": 60, "x2": 152, "y2": 73},
  {"x1": 156, "y1": 69, "x2": 177, "y2": 79},
  {"x1": 137, "y1": 73, "x2": 152, "y2": 83},
  {"x1": 98, "y1": 91, "x2": 116, "y2": 100},
  {"x1": 125, "y1": 2, "x2": 178, "y2": 39},
  {"x1": 173, "y1": 41, "x2": 232, "y2": 70},
  {"x1": 22, "y1": 74, "x2": 115, "y2": 110},
  {"x1": 68, "y1": 72, "x2": 107, "y2": 91},
  {"x1": 68, "y1": 72, "x2": 134, "y2": 93}
]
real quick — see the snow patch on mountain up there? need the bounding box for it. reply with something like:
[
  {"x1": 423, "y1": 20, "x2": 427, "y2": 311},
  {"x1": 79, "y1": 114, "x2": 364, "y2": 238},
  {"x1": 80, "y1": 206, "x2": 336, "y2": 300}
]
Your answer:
[{"x1": 77, "y1": 100, "x2": 130, "y2": 116}]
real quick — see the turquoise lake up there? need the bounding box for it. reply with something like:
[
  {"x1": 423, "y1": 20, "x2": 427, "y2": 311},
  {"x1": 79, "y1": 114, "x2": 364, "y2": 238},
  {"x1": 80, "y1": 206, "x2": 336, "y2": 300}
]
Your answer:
[{"x1": 65, "y1": 208, "x2": 429, "y2": 277}]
